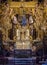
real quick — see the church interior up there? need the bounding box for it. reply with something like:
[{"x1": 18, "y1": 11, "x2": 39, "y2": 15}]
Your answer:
[{"x1": 0, "y1": 0, "x2": 47, "y2": 65}]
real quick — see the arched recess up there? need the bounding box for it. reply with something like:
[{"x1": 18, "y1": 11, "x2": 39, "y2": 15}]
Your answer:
[
  {"x1": 8, "y1": 28, "x2": 13, "y2": 40},
  {"x1": 0, "y1": 30, "x2": 3, "y2": 43}
]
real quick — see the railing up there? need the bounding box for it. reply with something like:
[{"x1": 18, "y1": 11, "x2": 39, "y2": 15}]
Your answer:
[
  {"x1": 0, "y1": 57, "x2": 36, "y2": 65},
  {"x1": 0, "y1": 56, "x2": 47, "y2": 65}
]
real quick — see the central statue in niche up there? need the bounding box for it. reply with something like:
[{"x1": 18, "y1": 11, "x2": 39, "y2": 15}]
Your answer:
[{"x1": 12, "y1": 14, "x2": 34, "y2": 49}]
